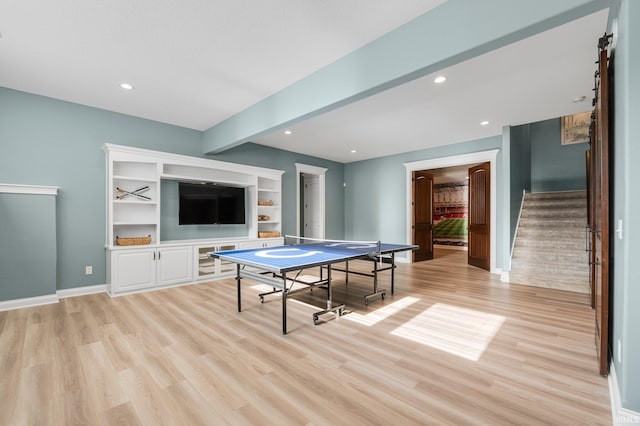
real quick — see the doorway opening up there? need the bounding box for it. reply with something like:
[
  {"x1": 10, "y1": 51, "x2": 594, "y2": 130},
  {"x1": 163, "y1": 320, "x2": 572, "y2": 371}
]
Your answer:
[
  {"x1": 430, "y1": 165, "x2": 472, "y2": 251},
  {"x1": 295, "y1": 163, "x2": 327, "y2": 239},
  {"x1": 404, "y1": 150, "x2": 498, "y2": 273}
]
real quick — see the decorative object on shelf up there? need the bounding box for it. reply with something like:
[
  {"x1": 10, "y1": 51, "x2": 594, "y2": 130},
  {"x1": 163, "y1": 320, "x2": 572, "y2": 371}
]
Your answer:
[
  {"x1": 258, "y1": 231, "x2": 281, "y2": 238},
  {"x1": 116, "y1": 186, "x2": 151, "y2": 200},
  {"x1": 258, "y1": 214, "x2": 271, "y2": 221},
  {"x1": 116, "y1": 235, "x2": 152, "y2": 246},
  {"x1": 258, "y1": 199, "x2": 273, "y2": 206}
]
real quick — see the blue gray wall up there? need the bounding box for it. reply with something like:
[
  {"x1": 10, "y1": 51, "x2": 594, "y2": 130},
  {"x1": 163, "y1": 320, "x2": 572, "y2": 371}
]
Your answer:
[
  {"x1": 509, "y1": 125, "x2": 532, "y2": 250},
  {"x1": 530, "y1": 118, "x2": 588, "y2": 192},
  {"x1": 206, "y1": 142, "x2": 345, "y2": 240},
  {"x1": 0, "y1": 192, "x2": 57, "y2": 300},
  {"x1": 0, "y1": 87, "x2": 204, "y2": 294},
  {"x1": 0, "y1": 87, "x2": 344, "y2": 299},
  {"x1": 612, "y1": 0, "x2": 640, "y2": 412},
  {"x1": 510, "y1": 118, "x2": 588, "y2": 253}
]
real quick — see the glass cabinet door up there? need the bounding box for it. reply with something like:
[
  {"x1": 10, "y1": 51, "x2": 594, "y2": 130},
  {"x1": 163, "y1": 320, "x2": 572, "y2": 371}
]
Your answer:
[
  {"x1": 198, "y1": 246, "x2": 216, "y2": 277},
  {"x1": 197, "y1": 244, "x2": 237, "y2": 278},
  {"x1": 218, "y1": 244, "x2": 237, "y2": 275}
]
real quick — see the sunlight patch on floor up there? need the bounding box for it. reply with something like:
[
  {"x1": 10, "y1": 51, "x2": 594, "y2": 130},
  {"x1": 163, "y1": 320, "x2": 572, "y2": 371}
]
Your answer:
[
  {"x1": 390, "y1": 303, "x2": 505, "y2": 361},
  {"x1": 343, "y1": 296, "x2": 420, "y2": 326}
]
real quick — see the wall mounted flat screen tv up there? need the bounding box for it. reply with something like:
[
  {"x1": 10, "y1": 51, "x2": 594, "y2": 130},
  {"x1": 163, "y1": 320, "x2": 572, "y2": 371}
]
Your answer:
[{"x1": 179, "y1": 182, "x2": 246, "y2": 225}]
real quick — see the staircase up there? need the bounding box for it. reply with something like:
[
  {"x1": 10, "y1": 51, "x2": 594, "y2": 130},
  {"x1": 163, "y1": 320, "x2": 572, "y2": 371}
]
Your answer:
[{"x1": 509, "y1": 191, "x2": 590, "y2": 294}]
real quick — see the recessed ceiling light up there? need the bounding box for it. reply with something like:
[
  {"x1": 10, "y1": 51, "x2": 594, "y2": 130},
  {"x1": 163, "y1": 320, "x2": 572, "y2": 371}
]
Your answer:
[
  {"x1": 480, "y1": 121, "x2": 489, "y2": 126},
  {"x1": 350, "y1": 150, "x2": 357, "y2": 154},
  {"x1": 434, "y1": 76, "x2": 446, "y2": 84},
  {"x1": 120, "y1": 83, "x2": 134, "y2": 90},
  {"x1": 284, "y1": 130, "x2": 292, "y2": 135}
]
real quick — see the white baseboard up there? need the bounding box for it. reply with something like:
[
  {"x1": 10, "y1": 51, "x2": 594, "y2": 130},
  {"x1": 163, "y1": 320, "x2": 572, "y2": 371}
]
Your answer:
[
  {"x1": 57, "y1": 284, "x2": 107, "y2": 299},
  {"x1": 609, "y1": 362, "x2": 640, "y2": 424},
  {"x1": 0, "y1": 293, "x2": 58, "y2": 312},
  {"x1": 0, "y1": 284, "x2": 107, "y2": 312}
]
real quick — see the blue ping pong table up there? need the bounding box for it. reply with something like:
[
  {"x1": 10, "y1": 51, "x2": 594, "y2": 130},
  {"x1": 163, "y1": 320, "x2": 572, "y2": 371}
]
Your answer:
[{"x1": 211, "y1": 240, "x2": 417, "y2": 334}]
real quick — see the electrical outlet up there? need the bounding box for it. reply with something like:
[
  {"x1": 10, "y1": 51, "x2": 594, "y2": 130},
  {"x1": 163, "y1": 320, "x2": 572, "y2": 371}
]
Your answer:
[{"x1": 85, "y1": 266, "x2": 93, "y2": 275}]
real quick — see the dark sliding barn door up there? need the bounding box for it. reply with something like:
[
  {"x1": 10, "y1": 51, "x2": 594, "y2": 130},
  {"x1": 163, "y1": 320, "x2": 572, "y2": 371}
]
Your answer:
[
  {"x1": 589, "y1": 36, "x2": 612, "y2": 377},
  {"x1": 468, "y1": 162, "x2": 490, "y2": 270},
  {"x1": 413, "y1": 170, "x2": 434, "y2": 262}
]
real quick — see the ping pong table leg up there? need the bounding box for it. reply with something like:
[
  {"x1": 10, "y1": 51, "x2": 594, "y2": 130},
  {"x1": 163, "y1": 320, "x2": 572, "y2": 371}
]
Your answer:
[
  {"x1": 391, "y1": 252, "x2": 395, "y2": 294},
  {"x1": 313, "y1": 265, "x2": 345, "y2": 325},
  {"x1": 282, "y1": 272, "x2": 287, "y2": 334},
  {"x1": 236, "y1": 263, "x2": 242, "y2": 312},
  {"x1": 327, "y1": 265, "x2": 332, "y2": 309},
  {"x1": 363, "y1": 258, "x2": 386, "y2": 305}
]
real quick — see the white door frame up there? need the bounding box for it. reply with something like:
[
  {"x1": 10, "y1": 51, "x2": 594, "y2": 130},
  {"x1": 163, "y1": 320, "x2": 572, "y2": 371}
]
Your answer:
[
  {"x1": 403, "y1": 149, "x2": 499, "y2": 274},
  {"x1": 295, "y1": 163, "x2": 327, "y2": 239}
]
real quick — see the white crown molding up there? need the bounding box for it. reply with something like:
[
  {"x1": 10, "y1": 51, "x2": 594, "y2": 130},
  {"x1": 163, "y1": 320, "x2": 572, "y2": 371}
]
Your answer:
[
  {"x1": 295, "y1": 163, "x2": 328, "y2": 175},
  {"x1": 0, "y1": 183, "x2": 59, "y2": 195}
]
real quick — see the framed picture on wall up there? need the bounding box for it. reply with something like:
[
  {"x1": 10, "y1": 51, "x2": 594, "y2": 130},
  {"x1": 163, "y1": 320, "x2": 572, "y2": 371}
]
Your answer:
[{"x1": 561, "y1": 111, "x2": 591, "y2": 145}]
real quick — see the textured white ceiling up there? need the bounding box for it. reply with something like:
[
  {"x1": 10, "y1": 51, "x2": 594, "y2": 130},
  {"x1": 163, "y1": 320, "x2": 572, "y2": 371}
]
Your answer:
[
  {"x1": 0, "y1": 2, "x2": 607, "y2": 163},
  {"x1": 0, "y1": 0, "x2": 444, "y2": 130},
  {"x1": 253, "y1": 9, "x2": 609, "y2": 162}
]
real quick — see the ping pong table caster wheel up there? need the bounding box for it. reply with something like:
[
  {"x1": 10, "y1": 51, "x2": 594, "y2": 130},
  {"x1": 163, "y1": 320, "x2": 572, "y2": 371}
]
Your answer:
[
  {"x1": 313, "y1": 315, "x2": 319, "y2": 325},
  {"x1": 364, "y1": 299, "x2": 368, "y2": 306},
  {"x1": 259, "y1": 296, "x2": 264, "y2": 303}
]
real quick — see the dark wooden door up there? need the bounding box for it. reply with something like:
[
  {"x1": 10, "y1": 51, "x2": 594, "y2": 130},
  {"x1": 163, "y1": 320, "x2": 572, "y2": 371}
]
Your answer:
[
  {"x1": 468, "y1": 162, "x2": 490, "y2": 270},
  {"x1": 591, "y1": 45, "x2": 611, "y2": 377},
  {"x1": 413, "y1": 170, "x2": 434, "y2": 262},
  {"x1": 586, "y1": 146, "x2": 596, "y2": 310}
]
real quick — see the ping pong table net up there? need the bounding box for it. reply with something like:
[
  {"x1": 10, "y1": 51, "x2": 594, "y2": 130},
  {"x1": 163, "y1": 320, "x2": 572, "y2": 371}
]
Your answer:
[{"x1": 284, "y1": 235, "x2": 381, "y2": 258}]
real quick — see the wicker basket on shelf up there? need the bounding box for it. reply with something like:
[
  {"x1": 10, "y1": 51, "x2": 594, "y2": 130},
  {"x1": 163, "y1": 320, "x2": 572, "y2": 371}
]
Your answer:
[
  {"x1": 115, "y1": 235, "x2": 152, "y2": 246},
  {"x1": 258, "y1": 231, "x2": 280, "y2": 238},
  {"x1": 258, "y1": 200, "x2": 274, "y2": 206}
]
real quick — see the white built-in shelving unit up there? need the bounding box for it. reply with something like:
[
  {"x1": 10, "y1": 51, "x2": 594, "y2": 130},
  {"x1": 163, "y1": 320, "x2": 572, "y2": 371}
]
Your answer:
[{"x1": 104, "y1": 144, "x2": 284, "y2": 295}]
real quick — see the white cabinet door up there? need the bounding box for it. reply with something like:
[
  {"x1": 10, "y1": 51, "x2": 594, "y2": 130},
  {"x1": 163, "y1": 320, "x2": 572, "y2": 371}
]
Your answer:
[
  {"x1": 113, "y1": 249, "x2": 156, "y2": 292},
  {"x1": 239, "y1": 238, "x2": 284, "y2": 250},
  {"x1": 239, "y1": 241, "x2": 264, "y2": 249},
  {"x1": 158, "y1": 246, "x2": 193, "y2": 286}
]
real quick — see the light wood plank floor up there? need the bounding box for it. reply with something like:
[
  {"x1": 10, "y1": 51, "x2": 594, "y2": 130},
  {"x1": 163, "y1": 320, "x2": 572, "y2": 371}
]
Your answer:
[{"x1": 0, "y1": 248, "x2": 611, "y2": 425}]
